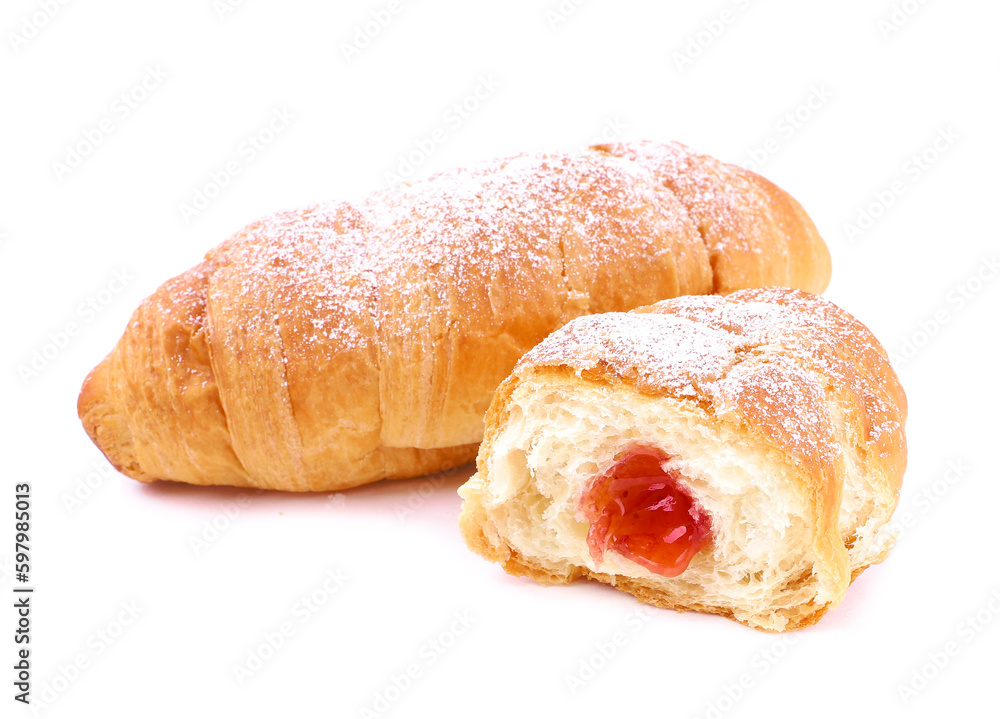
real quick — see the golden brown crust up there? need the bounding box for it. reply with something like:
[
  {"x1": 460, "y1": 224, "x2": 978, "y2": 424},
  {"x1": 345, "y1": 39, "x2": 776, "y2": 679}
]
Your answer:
[
  {"x1": 459, "y1": 288, "x2": 906, "y2": 630},
  {"x1": 79, "y1": 142, "x2": 832, "y2": 491}
]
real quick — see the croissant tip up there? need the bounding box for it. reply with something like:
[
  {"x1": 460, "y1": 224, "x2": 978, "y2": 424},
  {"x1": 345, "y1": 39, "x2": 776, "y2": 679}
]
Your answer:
[
  {"x1": 78, "y1": 364, "x2": 103, "y2": 421},
  {"x1": 78, "y1": 357, "x2": 148, "y2": 482}
]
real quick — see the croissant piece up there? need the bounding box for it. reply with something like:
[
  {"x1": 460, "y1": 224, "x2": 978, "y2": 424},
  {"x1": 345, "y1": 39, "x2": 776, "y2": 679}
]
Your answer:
[{"x1": 458, "y1": 288, "x2": 906, "y2": 631}]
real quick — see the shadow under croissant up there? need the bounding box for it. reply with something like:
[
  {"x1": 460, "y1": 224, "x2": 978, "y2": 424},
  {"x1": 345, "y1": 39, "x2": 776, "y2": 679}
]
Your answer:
[{"x1": 133, "y1": 461, "x2": 477, "y2": 516}]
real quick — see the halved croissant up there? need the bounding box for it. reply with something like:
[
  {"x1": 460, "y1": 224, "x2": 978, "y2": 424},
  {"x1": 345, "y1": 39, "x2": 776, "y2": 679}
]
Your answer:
[
  {"x1": 79, "y1": 141, "x2": 831, "y2": 491},
  {"x1": 458, "y1": 288, "x2": 906, "y2": 631}
]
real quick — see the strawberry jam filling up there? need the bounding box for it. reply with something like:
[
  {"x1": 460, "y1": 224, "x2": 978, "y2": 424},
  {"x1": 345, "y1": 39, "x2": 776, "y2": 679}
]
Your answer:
[{"x1": 580, "y1": 447, "x2": 712, "y2": 577}]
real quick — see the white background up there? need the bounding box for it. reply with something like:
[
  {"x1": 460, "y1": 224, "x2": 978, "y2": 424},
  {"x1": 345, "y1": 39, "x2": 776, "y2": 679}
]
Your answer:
[{"x1": 2, "y1": 1, "x2": 999, "y2": 717}]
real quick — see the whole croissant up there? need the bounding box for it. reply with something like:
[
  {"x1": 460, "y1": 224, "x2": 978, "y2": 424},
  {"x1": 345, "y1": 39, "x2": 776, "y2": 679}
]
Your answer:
[{"x1": 78, "y1": 141, "x2": 831, "y2": 491}]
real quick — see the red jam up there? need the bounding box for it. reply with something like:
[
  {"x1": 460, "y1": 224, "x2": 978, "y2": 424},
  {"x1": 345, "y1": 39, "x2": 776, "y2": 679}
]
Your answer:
[{"x1": 580, "y1": 447, "x2": 712, "y2": 577}]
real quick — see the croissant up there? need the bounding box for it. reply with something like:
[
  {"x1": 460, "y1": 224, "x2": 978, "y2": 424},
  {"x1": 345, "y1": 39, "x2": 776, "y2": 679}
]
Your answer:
[
  {"x1": 78, "y1": 141, "x2": 831, "y2": 491},
  {"x1": 458, "y1": 288, "x2": 906, "y2": 631}
]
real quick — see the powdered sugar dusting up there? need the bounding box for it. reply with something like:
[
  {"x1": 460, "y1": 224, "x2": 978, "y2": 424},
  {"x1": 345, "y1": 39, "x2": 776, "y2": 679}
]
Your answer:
[
  {"x1": 522, "y1": 311, "x2": 740, "y2": 398},
  {"x1": 594, "y1": 140, "x2": 800, "y2": 292},
  {"x1": 596, "y1": 141, "x2": 744, "y2": 251},
  {"x1": 203, "y1": 146, "x2": 709, "y2": 366},
  {"x1": 516, "y1": 287, "x2": 906, "y2": 469}
]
